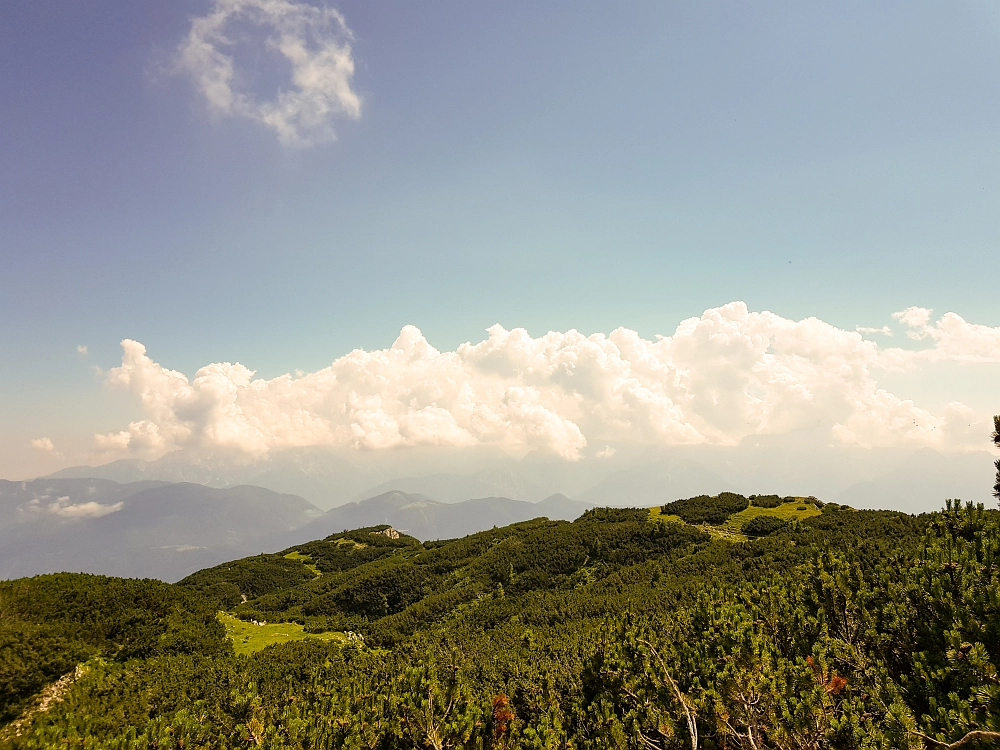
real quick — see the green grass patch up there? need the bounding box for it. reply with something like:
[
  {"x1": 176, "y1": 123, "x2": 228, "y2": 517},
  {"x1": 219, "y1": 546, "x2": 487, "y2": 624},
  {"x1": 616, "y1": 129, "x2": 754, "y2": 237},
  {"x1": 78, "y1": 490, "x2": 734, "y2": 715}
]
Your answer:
[
  {"x1": 649, "y1": 505, "x2": 747, "y2": 541},
  {"x1": 648, "y1": 506, "x2": 684, "y2": 525},
  {"x1": 649, "y1": 498, "x2": 821, "y2": 542},
  {"x1": 701, "y1": 525, "x2": 748, "y2": 542},
  {"x1": 725, "y1": 500, "x2": 820, "y2": 533},
  {"x1": 283, "y1": 550, "x2": 321, "y2": 577},
  {"x1": 217, "y1": 612, "x2": 345, "y2": 656}
]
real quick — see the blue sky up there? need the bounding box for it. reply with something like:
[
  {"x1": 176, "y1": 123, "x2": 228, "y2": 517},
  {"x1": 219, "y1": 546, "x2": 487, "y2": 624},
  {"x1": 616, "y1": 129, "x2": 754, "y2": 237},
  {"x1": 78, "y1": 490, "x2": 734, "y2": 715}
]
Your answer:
[{"x1": 2, "y1": 1, "x2": 999, "y2": 478}]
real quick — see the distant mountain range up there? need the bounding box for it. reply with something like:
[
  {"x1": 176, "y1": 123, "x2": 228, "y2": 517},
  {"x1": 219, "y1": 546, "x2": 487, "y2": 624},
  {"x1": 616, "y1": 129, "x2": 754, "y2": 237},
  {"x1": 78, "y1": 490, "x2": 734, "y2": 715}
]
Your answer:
[
  {"x1": 47, "y1": 442, "x2": 997, "y2": 514},
  {"x1": 0, "y1": 478, "x2": 322, "y2": 582},
  {"x1": 11, "y1": 438, "x2": 995, "y2": 582},
  {"x1": 0, "y1": 479, "x2": 591, "y2": 583}
]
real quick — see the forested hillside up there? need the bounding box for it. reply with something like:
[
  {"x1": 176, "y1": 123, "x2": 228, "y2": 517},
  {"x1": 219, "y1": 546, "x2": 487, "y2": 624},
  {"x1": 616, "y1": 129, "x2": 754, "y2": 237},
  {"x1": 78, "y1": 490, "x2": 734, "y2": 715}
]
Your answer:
[
  {"x1": 0, "y1": 574, "x2": 228, "y2": 726},
  {"x1": 2, "y1": 490, "x2": 998, "y2": 749}
]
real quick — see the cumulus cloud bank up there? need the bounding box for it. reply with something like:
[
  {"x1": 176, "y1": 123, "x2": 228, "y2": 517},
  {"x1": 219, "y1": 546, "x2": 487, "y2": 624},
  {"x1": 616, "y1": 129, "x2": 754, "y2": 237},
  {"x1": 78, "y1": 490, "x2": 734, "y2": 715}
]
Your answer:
[
  {"x1": 96, "y1": 303, "x2": 1000, "y2": 462},
  {"x1": 176, "y1": 0, "x2": 361, "y2": 147}
]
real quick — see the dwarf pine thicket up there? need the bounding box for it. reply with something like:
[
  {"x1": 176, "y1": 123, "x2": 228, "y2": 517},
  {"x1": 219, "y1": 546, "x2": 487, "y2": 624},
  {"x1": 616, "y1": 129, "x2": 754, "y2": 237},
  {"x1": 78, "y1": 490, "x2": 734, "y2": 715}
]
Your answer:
[{"x1": 1, "y1": 425, "x2": 999, "y2": 749}]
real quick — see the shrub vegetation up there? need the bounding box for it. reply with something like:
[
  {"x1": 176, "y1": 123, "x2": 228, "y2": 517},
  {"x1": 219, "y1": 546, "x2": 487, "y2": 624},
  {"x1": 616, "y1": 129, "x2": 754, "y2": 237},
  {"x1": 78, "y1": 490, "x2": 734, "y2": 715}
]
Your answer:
[{"x1": 659, "y1": 492, "x2": 750, "y2": 524}]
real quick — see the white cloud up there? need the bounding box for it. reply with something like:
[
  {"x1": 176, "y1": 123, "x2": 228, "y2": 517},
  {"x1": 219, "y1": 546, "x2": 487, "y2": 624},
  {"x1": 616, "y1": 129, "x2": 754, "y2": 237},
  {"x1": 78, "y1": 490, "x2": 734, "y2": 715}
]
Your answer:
[
  {"x1": 77, "y1": 345, "x2": 88, "y2": 355},
  {"x1": 96, "y1": 303, "x2": 1000, "y2": 463},
  {"x1": 176, "y1": 0, "x2": 361, "y2": 147},
  {"x1": 31, "y1": 437, "x2": 55, "y2": 452},
  {"x1": 893, "y1": 306, "x2": 933, "y2": 329},
  {"x1": 888, "y1": 307, "x2": 1000, "y2": 364},
  {"x1": 48, "y1": 499, "x2": 124, "y2": 519},
  {"x1": 22, "y1": 495, "x2": 124, "y2": 519},
  {"x1": 856, "y1": 326, "x2": 892, "y2": 336}
]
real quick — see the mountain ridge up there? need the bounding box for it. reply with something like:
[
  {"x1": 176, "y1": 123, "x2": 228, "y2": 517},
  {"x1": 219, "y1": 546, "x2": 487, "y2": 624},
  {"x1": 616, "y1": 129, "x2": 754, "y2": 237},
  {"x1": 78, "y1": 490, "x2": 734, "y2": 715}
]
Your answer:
[
  {"x1": 0, "y1": 480, "x2": 593, "y2": 583},
  {"x1": 45, "y1": 443, "x2": 997, "y2": 513}
]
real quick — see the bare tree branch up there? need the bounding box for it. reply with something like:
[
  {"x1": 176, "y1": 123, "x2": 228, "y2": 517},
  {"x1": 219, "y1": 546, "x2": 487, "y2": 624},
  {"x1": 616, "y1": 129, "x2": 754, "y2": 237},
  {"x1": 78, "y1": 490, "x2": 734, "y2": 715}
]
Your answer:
[
  {"x1": 638, "y1": 638, "x2": 698, "y2": 750},
  {"x1": 911, "y1": 729, "x2": 1000, "y2": 749}
]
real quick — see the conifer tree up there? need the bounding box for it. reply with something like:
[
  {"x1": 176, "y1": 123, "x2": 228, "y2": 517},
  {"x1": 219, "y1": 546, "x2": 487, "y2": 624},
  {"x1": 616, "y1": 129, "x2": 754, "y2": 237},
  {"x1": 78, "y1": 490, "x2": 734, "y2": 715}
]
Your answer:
[{"x1": 993, "y1": 415, "x2": 1000, "y2": 503}]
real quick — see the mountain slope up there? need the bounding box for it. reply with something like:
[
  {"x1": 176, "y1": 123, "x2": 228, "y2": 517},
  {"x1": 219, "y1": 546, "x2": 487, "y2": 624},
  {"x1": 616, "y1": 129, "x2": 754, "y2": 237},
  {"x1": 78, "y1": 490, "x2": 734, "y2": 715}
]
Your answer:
[
  {"x1": 287, "y1": 490, "x2": 593, "y2": 543},
  {"x1": 0, "y1": 479, "x2": 322, "y2": 582}
]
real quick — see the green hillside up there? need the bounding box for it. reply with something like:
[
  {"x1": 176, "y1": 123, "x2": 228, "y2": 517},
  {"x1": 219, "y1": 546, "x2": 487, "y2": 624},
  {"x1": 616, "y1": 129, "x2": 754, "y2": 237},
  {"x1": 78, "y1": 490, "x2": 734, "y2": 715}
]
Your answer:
[
  {"x1": 2, "y1": 495, "x2": 999, "y2": 749},
  {"x1": 0, "y1": 573, "x2": 229, "y2": 728}
]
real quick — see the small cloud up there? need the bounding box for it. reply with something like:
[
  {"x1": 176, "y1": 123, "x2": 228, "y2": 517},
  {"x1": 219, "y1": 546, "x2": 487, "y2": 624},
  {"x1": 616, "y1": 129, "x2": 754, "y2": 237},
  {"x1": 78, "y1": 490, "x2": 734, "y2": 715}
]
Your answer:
[
  {"x1": 31, "y1": 437, "x2": 55, "y2": 452},
  {"x1": 856, "y1": 326, "x2": 892, "y2": 336},
  {"x1": 595, "y1": 445, "x2": 616, "y2": 458},
  {"x1": 893, "y1": 306, "x2": 932, "y2": 326},
  {"x1": 175, "y1": 0, "x2": 361, "y2": 147},
  {"x1": 77, "y1": 345, "x2": 88, "y2": 355},
  {"x1": 22, "y1": 494, "x2": 124, "y2": 519},
  {"x1": 49, "y1": 499, "x2": 124, "y2": 519},
  {"x1": 883, "y1": 309, "x2": 1000, "y2": 364}
]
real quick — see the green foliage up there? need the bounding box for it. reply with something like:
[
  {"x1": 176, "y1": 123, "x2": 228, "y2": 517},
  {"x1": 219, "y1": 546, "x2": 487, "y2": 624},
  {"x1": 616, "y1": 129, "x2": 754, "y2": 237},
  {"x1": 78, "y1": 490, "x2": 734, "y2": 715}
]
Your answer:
[
  {"x1": 750, "y1": 494, "x2": 825, "y2": 509},
  {"x1": 747, "y1": 493, "x2": 784, "y2": 508},
  {"x1": 0, "y1": 573, "x2": 228, "y2": 724},
  {"x1": 992, "y1": 415, "x2": 999, "y2": 502},
  {"x1": 741, "y1": 514, "x2": 790, "y2": 536},
  {"x1": 221, "y1": 513, "x2": 709, "y2": 644},
  {"x1": 0, "y1": 623, "x2": 93, "y2": 726},
  {"x1": 660, "y1": 492, "x2": 750, "y2": 525},
  {"x1": 178, "y1": 553, "x2": 319, "y2": 607}
]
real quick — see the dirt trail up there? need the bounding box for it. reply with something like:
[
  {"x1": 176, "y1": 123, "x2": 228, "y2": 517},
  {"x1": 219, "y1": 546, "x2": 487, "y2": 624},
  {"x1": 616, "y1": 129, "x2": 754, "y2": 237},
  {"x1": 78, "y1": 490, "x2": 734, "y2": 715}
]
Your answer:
[{"x1": 2, "y1": 665, "x2": 85, "y2": 739}]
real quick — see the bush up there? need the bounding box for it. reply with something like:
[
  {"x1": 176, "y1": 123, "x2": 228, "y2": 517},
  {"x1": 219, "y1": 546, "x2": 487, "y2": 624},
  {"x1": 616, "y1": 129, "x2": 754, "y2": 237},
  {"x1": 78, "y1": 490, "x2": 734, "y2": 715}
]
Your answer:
[
  {"x1": 576, "y1": 508, "x2": 649, "y2": 524},
  {"x1": 742, "y1": 516, "x2": 790, "y2": 537},
  {"x1": 660, "y1": 493, "x2": 749, "y2": 525},
  {"x1": 749, "y1": 495, "x2": 815, "y2": 509},
  {"x1": 749, "y1": 494, "x2": 783, "y2": 508}
]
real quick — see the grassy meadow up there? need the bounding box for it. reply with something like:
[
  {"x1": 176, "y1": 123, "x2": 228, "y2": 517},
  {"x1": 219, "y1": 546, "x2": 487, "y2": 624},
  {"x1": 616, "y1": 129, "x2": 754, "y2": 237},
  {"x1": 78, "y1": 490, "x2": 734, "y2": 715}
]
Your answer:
[{"x1": 217, "y1": 611, "x2": 346, "y2": 656}]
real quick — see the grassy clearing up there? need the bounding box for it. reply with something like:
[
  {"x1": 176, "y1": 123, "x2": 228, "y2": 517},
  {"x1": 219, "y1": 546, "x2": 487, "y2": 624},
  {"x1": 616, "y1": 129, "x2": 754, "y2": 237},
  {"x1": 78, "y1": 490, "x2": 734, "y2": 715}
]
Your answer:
[
  {"x1": 649, "y1": 505, "x2": 746, "y2": 541},
  {"x1": 724, "y1": 500, "x2": 821, "y2": 533},
  {"x1": 218, "y1": 612, "x2": 345, "y2": 656},
  {"x1": 649, "y1": 498, "x2": 822, "y2": 542},
  {"x1": 334, "y1": 538, "x2": 367, "y2": 549},
  {"x1": 648, "y1": 506, "x2": 683, "y2": 524},
  {"x1": 283, "y1": 550, "x2": 321, "y2": 577}
]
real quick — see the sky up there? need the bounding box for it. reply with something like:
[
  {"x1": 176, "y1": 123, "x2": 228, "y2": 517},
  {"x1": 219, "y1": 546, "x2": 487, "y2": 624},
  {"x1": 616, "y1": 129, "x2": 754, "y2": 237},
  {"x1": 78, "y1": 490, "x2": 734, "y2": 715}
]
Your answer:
[{"x1": 1, "y1": 0, "x2": 999, "y2": 480}]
